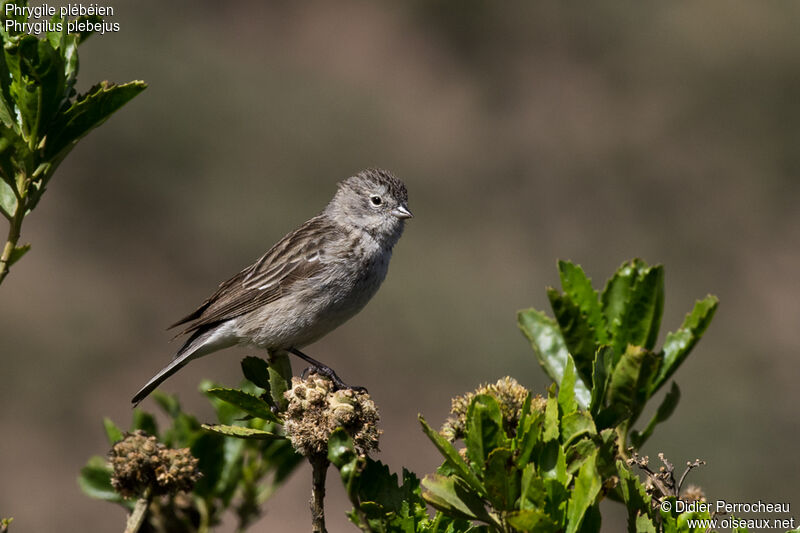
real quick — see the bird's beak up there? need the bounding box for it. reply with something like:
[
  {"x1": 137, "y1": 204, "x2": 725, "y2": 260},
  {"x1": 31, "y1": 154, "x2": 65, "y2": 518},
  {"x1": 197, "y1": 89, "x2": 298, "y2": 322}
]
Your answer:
[{"x1": 391, "y1": 205, "x2": 413, "y2": 219}]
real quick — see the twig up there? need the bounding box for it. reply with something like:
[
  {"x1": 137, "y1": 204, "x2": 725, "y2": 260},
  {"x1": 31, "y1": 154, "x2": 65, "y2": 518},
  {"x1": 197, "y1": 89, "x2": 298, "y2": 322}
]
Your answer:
[
  {"x1": 309, "y1": 452, "x2": 329, "y2": 533},
  {"x1": 676, "y1": 459, "x2": 706, "y2": 496},
  {"x1": 0, "y1": 206, "x2": 23, "y2": 287},
  {"x1": 124, "y1": 487, "x2": 152, "y2": 533}
]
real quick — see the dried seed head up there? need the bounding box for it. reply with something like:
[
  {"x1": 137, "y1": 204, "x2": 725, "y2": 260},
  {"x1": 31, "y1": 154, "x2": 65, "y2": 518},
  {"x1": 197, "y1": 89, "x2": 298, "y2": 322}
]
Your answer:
[
  {"x1": 109, "y1": 431, "x2": 201, "y2": 498},
  {"x1": 458, "y1": 447, "x2": 468, "y2": 461},
  {"x1": 440, "y1": 376, "x2": 544, "y2": 441},
  {"x1": 681, "y1": 485, "x2": 707, "y2": 503},
  {"x1": 283, "y1": 373, "x2": 380, "y2": 456}
]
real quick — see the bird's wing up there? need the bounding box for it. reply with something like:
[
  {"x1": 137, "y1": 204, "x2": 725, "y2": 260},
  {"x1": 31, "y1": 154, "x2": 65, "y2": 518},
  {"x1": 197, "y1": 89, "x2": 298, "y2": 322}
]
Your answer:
[{"x1": 170, "y1": 216, "x2": 338, "y2": 333}]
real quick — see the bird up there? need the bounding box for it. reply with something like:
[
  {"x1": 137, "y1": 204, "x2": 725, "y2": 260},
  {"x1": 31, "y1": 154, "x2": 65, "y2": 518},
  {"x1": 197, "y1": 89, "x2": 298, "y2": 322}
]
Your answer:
[{"x1": 132, "y1": 168, "x2": 412, "y2": 405}]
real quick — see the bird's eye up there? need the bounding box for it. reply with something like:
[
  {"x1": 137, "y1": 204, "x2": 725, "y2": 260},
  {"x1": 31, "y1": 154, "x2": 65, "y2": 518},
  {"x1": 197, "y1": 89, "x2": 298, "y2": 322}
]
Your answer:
[{"x1": 370, "y1": 195, "x2": 382, "y2": 206}]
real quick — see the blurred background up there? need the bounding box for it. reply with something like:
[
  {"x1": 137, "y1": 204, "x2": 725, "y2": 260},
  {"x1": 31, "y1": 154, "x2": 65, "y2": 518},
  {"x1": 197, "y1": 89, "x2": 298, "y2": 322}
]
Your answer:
[{"x1": 2, "y1": 1, "x2": 799, "y2": 531}]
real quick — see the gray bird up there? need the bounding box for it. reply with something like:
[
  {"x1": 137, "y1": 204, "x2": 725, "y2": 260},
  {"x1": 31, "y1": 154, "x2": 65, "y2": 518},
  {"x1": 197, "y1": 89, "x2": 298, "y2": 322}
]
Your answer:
[{"x1": 132, "y1": 168, "x2": 412, "y2": 405}]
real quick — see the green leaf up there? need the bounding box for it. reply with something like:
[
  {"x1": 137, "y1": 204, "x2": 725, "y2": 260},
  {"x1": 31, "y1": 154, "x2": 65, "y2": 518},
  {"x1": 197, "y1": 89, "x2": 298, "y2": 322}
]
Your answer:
[
  {"x1": 0, "y1": 130, "x2": 26, "y2": 189},
  {"x1": 241, "y1": 356, "x2": 271, "y2": 391},
  {"x1": 506, "y1": 509, "x2": 560, "y2": 532},
  {"x1": 0, "y1": 48, "x2": 17, "y2": 129},
  {"x1": 328, "y1": 427, "x2": 356, "y2": 468},
  {"x1": 200, "y1": 380, "x2": 238, "y2": 425},
  {"x1": 601, "y1": 260, "x2": 641, "y2": 339},
  {"x1": 422, "y1": 474, "x2": 478, "y2": 520},
  {"x1": 558, "y1": 260, "x2": 609, "y2": 344},
  {"x1": 77, "y1": 455, "x2": 121, "y2": 502},
  {"x1": 44, "y1": 80, "x2": 146, "y2": 162},
  {"x1": 514, "y1": 397, "x2": 544, "y2": 468},
  {"x1": 205, "y1": 388, "x2": 279, "y2": 423},
  {"x1": 514, "y1": 391, "x2": 533, "y2": 443},
  {"x1": 547, "y1": 288, "x2": 597, "y2": 384},
  {"x1": 4, "y1": 35, "x2": 67, "y2": 143},
  {"x1": 602, "y1": 260, "x2": 666, "y2": 356},
  {"x1": 190, "y1": 432, "x2": 225, "y2": 497},
  {"x1": 201, "y1": 423, "x2": 283, "y2": 440},
  {"x1": 421, "y1": 475, "x2": 498, "y2": 527},
  {"x1": 359, "y1": 462, "x2": 421, "y2": 517},
  {"x1": 519, "y1": 463, "x2": 546, "y2": 510},
  {"x1": 358, "y1": 462, "x2": 407, "y2": 513},
  {"x1": 577, "y1": 504, "x2": 602, "y2": 533},
  {"x1": 102, "y1": 417, "x2": 123, "y2": 445},
  {"x1": 328, "y1": 428, "x2": 364, "y2": 501},
  {"x1": 0, "y1": 179, "x2": 16, "y2": 217},
  {"x1": 607, "y1": 345, "x2": 659, "y2": 424},
  {"x1": 619, "y1": 263, "x2": 664, "y2": 352},
  {"x1": 538, "y1": 401, "x2": 569, "y2": 488},
  {"x1": 483, "y1": 448, "x2": 517, "y2": 511},
  {"x1": 630, "y1": 382, "x2": 680, "y2": 449},
  {"x1": 419, "y1": 415, "x2": 485, "y2": 497},
  {"x1": 564, "y1": 438, "x2": 597, "y2": 476},
  {"x1": 159, "y1": 411, "x2": 200, "y2": 448},
  {"x1": 130, "y1": 408, "x2": 158, "y2": 436},
  {"x1": 588, "y1": 346, "x2": 613, "y2": 417},
  {"x1": 617, "y1": 460, "x2": 653, "y2": 525},
  {"x1": 268, "y1": 352, "x2": 292, "y2": 412},
  {"x1": 465, "y1": 394, "x2": 508, "y2": 467},
  {"x1": 560, "y1": 411, "x2": 596, "y2": 446},
  {"x1": 518, "y1": 308, "x2": 591, "y2": 407},
  {"x1": 635, "y1": 514, "x2": 657, "y2": 533},
  {"x1": 558, "y1": 357, "x2": 579, "y2": 416},
  {"x1": 543, "y1": 477, "x2": 570, "y2": 525},
  {"x1": 594, "y1": 404, "x2": 631, "y2": 431},
  {"x1": 652, "y1": 295, "x2": 718, "y2": 393},
  {"x1": 565, "y1": 450, "x2": 601, "y2": 533},
  {"x1": 543, "y1": 385, "x2": 560, "y2": 442},
  {"x1": 213, "y1": 435, "x2": 246, "y2": 507},
  {"x1": 151, "y1": 391, "x2": 181, "y2": 419}
]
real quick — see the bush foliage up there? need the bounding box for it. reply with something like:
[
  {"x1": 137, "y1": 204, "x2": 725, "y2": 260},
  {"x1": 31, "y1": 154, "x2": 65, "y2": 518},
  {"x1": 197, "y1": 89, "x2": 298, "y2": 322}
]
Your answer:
[
  {"x1": 76, "y1": 258, "x2": 793, "y2": 533},
  {"x1": 0, "y1": 0, "x2": 145, "y2": 286}
]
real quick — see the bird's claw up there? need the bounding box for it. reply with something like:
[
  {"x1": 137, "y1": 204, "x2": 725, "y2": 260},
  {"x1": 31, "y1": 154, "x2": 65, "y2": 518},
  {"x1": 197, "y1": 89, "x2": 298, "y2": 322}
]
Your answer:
[
  {"x1": 301, "y1": 364, "x2": 367, "y2": 393},
  {"x1": 288, "y1": 348, "x2": 367, "y2": 393}
]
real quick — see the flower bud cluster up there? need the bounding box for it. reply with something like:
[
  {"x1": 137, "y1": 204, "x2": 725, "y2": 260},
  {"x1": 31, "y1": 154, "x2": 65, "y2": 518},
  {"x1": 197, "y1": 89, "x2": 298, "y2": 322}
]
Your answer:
[
  {"x1": 283, "y1": 373, "x2": 380, "y2": 456},
  {"x1": 441, "y1": 376, "x2": 545, "y2": 441},
  {"x1": 109, "y1": 431, "x2": 201, "y2": 498}
]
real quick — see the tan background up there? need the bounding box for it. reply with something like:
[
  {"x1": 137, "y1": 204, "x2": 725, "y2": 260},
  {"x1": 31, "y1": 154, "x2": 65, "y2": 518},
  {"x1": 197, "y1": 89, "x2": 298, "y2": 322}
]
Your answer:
[{"x1": 2, "y1": 1, "x2": 799, "y2": 531}]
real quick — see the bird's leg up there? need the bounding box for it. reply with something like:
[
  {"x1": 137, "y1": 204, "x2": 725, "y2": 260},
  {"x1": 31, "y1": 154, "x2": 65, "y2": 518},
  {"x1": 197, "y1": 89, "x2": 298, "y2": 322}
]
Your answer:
[
  {"x1": 299, "y1": 365, "x2": 321, "y2": 380},
  {"x1": 288, "y1": 348, "x2": 367, "y2": 393}
]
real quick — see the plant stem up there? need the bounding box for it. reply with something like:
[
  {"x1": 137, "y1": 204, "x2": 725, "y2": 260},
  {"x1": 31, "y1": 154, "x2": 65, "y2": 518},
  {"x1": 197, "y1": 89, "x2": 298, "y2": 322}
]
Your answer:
[
  {"x1": 309, "y1": 452, "x2": 329, "y2": 533},
  {"x1": 124, "y1": 487, "x2": 152, "y2": 533},
  {"x1": 0, "y1": 206, "x2": 24, "y2": 287},
  {"x1": 196, "y1": 496, "x2": 210, "y2": 533}
]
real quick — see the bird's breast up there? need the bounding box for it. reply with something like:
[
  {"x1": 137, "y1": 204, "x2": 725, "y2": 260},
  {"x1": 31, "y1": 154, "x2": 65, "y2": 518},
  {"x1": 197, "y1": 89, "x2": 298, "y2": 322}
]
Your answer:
[{"x1": 241, "y1": 245, "x2": 393, "y2": 350}]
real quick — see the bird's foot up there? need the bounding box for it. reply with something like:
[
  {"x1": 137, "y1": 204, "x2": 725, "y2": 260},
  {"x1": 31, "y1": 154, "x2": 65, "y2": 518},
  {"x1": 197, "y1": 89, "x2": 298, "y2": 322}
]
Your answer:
[
  {"x1": 289, "y1": 347, "x2": 367, "y2": 392},
  {"x1": 301, "y1": 364, "x2": 367, "y2": 393}
]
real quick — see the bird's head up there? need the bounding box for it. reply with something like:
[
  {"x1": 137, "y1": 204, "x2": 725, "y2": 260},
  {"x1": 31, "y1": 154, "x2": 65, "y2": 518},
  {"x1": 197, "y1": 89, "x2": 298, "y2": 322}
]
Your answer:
[{"x1": 326, "y1": 168, "x2": 412, "y2": 245}]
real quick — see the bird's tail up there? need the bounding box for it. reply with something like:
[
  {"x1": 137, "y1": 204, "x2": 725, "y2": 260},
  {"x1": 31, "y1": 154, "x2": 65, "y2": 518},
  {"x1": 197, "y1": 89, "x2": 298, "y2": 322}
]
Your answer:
[
  {"x1": 131, "y1": 326, "x2": 235, "y2": 406},
  {"x1": 131, "y1": 353, "x2": 194, "y2": 406}
]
